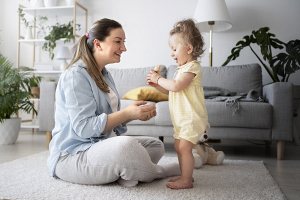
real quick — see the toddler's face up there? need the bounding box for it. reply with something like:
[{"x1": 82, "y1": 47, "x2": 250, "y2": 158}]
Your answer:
[{"x1": 169, "y1": 33, "x2": 191, "y2": 66}]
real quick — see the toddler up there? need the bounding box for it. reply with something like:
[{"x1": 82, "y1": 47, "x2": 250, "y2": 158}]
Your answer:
[{"x1": 147, "y1": 19, "x2": 208, "y2": 189}]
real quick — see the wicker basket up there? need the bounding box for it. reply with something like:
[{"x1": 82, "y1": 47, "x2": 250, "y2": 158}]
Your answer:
[{"x1": 31, "y1": 87, "x2": 40, "y2": 98}]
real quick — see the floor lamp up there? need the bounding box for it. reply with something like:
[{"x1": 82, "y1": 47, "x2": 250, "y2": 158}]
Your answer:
[{"x1": 194, "y1": 0, "x2": 232, "y2": 66}]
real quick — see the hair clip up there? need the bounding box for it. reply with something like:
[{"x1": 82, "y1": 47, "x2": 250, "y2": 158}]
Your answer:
[{"x1": 86, "y1": 32, "x2": 89, "y2": 39}]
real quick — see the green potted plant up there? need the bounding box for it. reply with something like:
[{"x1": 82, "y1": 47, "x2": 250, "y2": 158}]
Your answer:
[
  {"x1": 222, "y1": 27, "x2": 300, "y2": 83},
  {"x1": 0, "y1": 56, "x2": 42, "y2": 144},
  {"x1": 42, "y1": 21, "x2": 81, "y2": 60}
]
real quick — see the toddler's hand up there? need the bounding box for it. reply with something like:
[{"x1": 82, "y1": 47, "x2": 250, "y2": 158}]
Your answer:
[{"x1": 147, "y1": 70, "x2": 161, "y2": 86}]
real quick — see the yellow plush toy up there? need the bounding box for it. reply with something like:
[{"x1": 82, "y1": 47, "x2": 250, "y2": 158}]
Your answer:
[{"x1": 192, "y1": 123, "x2": 225, "y2": 168}]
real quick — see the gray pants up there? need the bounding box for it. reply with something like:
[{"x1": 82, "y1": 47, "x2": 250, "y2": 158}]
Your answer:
[{"x1": 55, "y1": 136, "x2": 166, "y2": 185}]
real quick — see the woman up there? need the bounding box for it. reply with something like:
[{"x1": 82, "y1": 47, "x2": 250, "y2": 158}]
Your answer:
[{"x1": 47, "y1": 18, "x2": 181, "y2": 187}]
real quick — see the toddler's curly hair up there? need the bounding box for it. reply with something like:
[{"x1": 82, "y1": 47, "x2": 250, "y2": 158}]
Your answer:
[{"x1": 170, "y1": 18, "x2": 205, "y2": 58}]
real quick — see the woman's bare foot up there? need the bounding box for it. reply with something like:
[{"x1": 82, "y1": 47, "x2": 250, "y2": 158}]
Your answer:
[
  {"x1": 160, "y1": 163, "x2": 181, "y2": 177},
  {"x1": 117, "y1": 178, "x2": 138, "y2": 187},
  {"x1": 168, "y1": 176, "x2": 194, "y2": 182},
  {"x1": 166, "y1": 179, "x2": 193, "y2": 190}
]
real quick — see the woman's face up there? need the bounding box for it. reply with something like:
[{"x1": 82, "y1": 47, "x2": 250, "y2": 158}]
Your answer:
[{"x1": 95, "y1": 28, "x2": 127, "y2": 67}]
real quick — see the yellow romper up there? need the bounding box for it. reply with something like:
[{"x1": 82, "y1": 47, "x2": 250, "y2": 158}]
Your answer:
[{"x1": 169, "y1": 60, "x2": 208, "y2": 144}]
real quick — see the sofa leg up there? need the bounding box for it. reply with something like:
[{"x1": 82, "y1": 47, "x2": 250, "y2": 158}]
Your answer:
[
  {"x1": 276, "y1": 140, "x2": 285, "y2": 160},
  {"x1": 46, "y1": 131, "x2": 52, "y2": 149},
  {"x1": 159, "y1": 136, "x2": 164, "y2": 143}
]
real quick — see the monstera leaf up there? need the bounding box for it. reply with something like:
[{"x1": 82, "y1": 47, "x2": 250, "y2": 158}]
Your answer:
[
  {"x1": 222, "y1": 27, "x2": 294, "y2": 82},
  {"x1": 272, "y1": 40, "x2": 300, "y2": 82}
]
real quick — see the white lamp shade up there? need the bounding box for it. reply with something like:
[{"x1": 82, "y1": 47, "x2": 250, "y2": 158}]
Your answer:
[
  {"x1": 56, "y1": 46, "x2": 71, "y2": 60},
  {"x1": 194, "y1": 0, "x2": 232, "y2": 32}
]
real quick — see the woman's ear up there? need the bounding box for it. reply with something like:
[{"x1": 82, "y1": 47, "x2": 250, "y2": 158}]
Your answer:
[
  {"x1": 187, "y1": 44, "x2": 193, "y2": 55},
  {"x1": 94, "y1": 39, "x2": 102, "y2": 51}
]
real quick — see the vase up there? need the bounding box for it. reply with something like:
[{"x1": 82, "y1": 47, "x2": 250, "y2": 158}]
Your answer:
[
  {"x1": 0, "y1": 118, "x2": 21, "y2": 145},
  {"x1": 65, "y1": 0, "x2": 75, "y2": 6},
  {"x1": 30, "y1": 0, "x2": 44, "y2": 7},
  {"x1": 44, "y1": 0, "x2": 58, "y2": 7},
  {"x1": 25, "y1": 26, "x2": 33, "y2": 40}
]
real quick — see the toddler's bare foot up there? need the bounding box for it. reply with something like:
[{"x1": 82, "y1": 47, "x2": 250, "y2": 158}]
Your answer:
[
  {"x1": 166, "y1": 179, "x2": 193, "y2": 190},
  {"x1": 168, "y1": 176, "x2": 194, "y2": 182}
]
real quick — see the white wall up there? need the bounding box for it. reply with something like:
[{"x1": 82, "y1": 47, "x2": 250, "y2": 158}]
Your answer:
[
  {"x1": 0, "y1": 0, "x2": 3, "y2": 49},
  {"x1": 85, "y1": 0, "x2": 300, "y2": 85},
  {"x1": 1, "y1": 0, "x2": 300, "y2": 85}
]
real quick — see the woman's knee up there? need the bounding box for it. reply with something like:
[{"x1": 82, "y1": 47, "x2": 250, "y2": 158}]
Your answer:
[
  {"x1": 112, "y1": 136, "x2": 143, "y2": 159},
  {"x1": 117, "y1": 136, "x2": 139, "y2": 149}
]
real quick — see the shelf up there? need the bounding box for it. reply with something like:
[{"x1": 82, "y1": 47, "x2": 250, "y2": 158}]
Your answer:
[
  {"x1": 17, "y1": 2, "x2": 87, "y2": 134},
  {"x1": 21, "y1": 122, "x2": 39, "y2": 129},
  {"x1": 33, "y1": 71, "x2": 62, "y2": 74},
  {"x1": 30, "y1": 98, "x2": 40, "y2": 101},
  {"x1": 18, "y1": 38, "x2": 67, "y2": 45},
  {"x1": 19, "y1": 70, "x2": 62, "y2": 74},
  {"x1": 22, "y1": 4, "x2": 86, "y2": 17},
  {"x1": 22, "y1": 6, "x2": 74, "y2": 17}
]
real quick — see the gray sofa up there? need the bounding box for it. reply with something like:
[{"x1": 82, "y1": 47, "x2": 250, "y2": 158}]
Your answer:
[{"x1": 39, "y1": 63, "x2": 294, "y2": 160}]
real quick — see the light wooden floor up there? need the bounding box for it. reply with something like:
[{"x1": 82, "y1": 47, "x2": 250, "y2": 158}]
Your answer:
[{"x1": 1, "y1": 131, "x2": 300, "y2": 200}]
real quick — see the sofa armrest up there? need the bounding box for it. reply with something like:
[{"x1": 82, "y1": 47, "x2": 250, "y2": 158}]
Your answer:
[
  {"x1": 39, "y1": 82, "x2": 57, "y2": 132},
  {"x1": 263, "y1": 82, "x2": 293, "y2": 141}
]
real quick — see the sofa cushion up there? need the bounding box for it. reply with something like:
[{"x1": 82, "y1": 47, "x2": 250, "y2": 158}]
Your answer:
[
  {"x1": 155, "y1": 101, "x2": 172, "y2": 125},
  {"x1": 107, "y1": 65, "x2": 167, "y2": 98},
  {"x1": 120, "y1": 99, "x2": 156, "y2": 125},
  {"x1": 122, "y1": 86, "x2": 168, "y2": 102},
  {"x1": 167, "y1": 63, "x2": 263, "y2": 96},
  {"x1": 154, "y1": 101, "x2": 272, "y2": 128},
  {"x1": 205, "y1": 101, "x2": 272, "y2": 128}
]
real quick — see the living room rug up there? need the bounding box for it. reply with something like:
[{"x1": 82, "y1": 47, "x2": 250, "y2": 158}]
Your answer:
[{"x1": 0, "y1": 151, "x2": 284, "y2": 200}]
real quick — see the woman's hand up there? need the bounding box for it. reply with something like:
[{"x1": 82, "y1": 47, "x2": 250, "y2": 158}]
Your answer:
[
  {"x1": 104, "y1": 102, "x2": 156, "y2": 134},
  {"x1": 147, "y1": 70, "x2": 162, "y2": 86},
  {"x1": 124, "y1": 101, "x2": 156, "y2": 121}
]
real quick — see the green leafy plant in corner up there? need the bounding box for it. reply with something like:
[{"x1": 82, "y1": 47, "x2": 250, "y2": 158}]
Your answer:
[
  {"x1": 0, "y1": 56, "x2": 43, "y2": 123},
  {"x1": 222, "y1": 27, "x2": 300, "y2": 82},
  {"x1": 43, "y1": 21, "x2": 81, "y2": 60}
]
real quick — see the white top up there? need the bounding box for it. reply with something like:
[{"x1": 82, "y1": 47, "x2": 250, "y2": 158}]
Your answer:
[
  {"x1": 107, "y1": 86, "x2": 118, "y2": 113},
  {"x1": 61, "y1": 86, "x2": 119, "y2": 156}
]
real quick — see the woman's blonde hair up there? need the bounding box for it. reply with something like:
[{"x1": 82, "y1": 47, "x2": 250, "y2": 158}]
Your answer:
[
  {"x1": 66, "y1": 18, "x2": 122, "y2": 93},
  {"x1": 170, "y1": 18, "x2": 205, "y2": 59}
]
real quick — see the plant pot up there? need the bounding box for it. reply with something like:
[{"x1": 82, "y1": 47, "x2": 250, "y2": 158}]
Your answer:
[
  {"x1": 44, "y1": 0, "x2": 57, "y2": 7},
  {"x1": 30, "y1": 0, "x2": 44, "y2": 7},
  {"x1": 31, "y1": 87, "x2": 40, "y2": 98},
  {"x1": 0, "y1": 118, "x2": 21, "y2": 145},
  {"x1": 25, "y1": 26, "x2": 33, "y2": 40}
]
